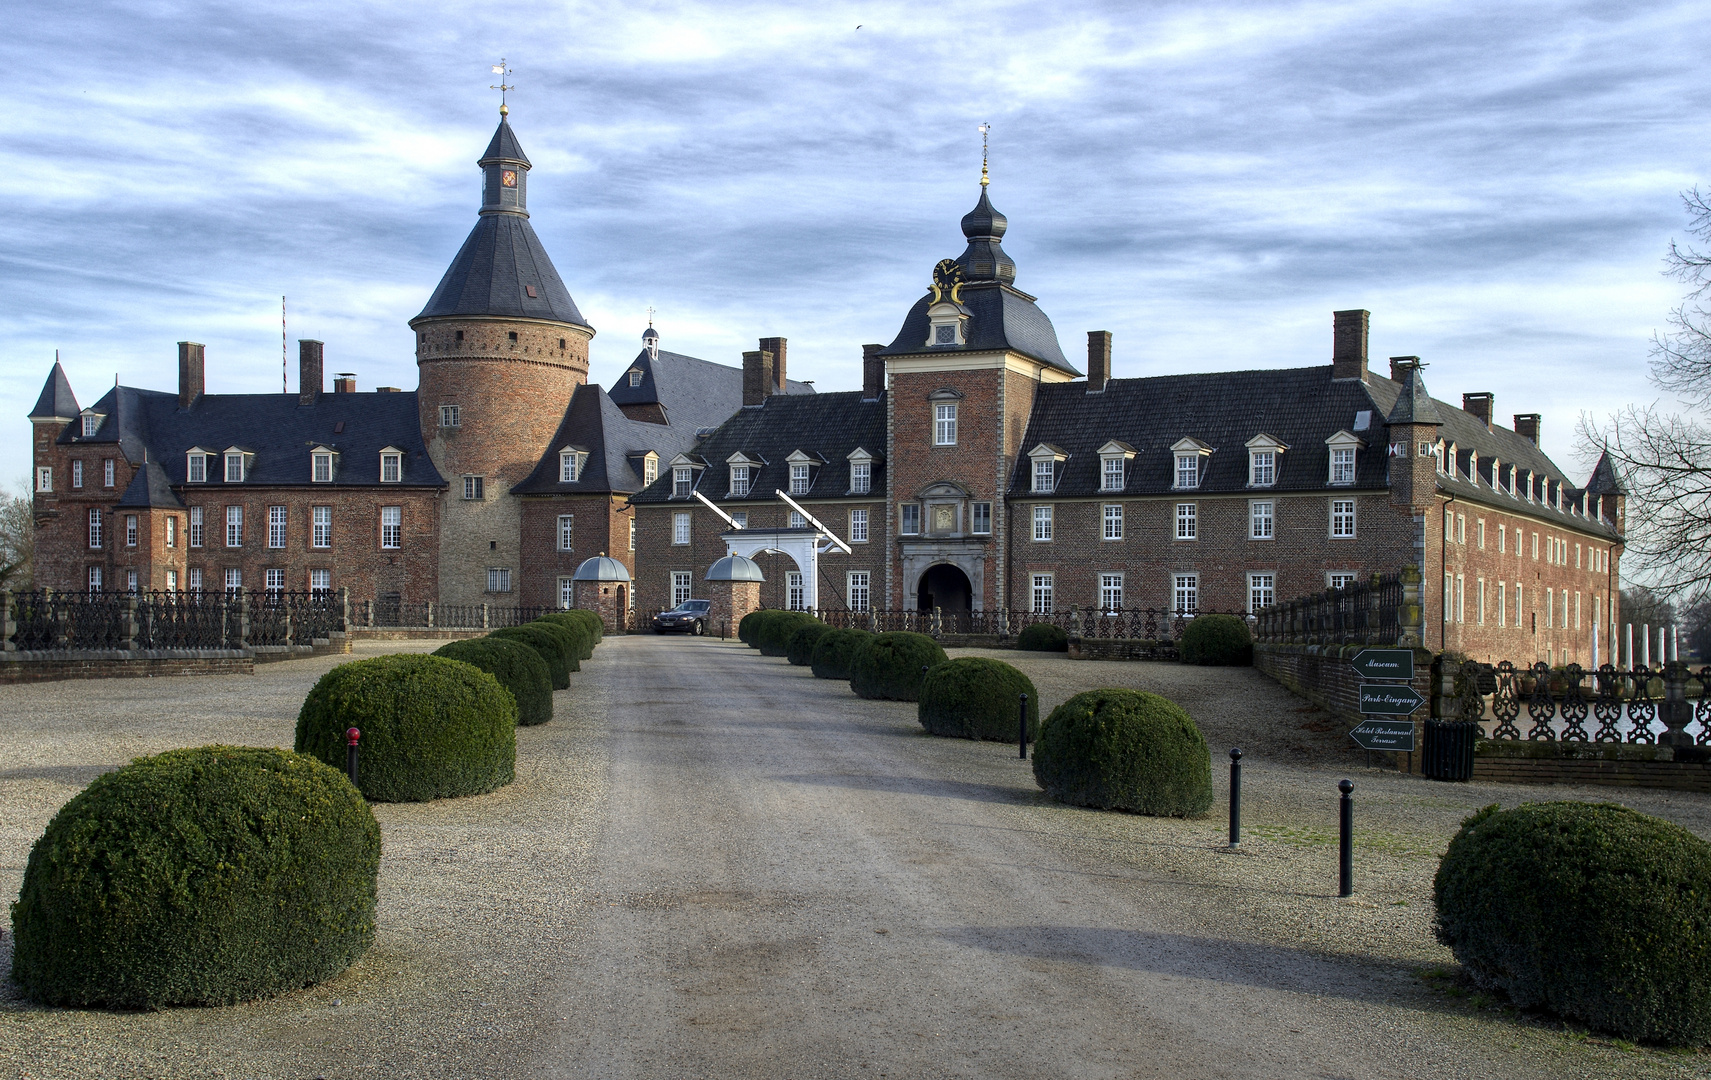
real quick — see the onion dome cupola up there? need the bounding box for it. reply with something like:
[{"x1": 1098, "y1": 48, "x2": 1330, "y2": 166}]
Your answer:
[{"x1": 956, "y1": 188, "x2": 1016, "y2": 285}]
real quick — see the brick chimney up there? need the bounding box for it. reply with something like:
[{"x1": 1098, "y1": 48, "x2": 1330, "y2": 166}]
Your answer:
[
  {"x1": 1462, "y1": 392, "x2": 1493, "y2": 430},
  {"x1": 743, "y1": 350, "x2": 774, "y2": 407},
  {"x1": 1086, "y1": 331, "x2": 1112, "y2": 392},
  {"x1": 298, "y1": 340, "x2": 324, "y2": 405},
  {"x1": 759, "y1": 337, "x2": 787, "y2": 392},
  {"x1": 1389, "y1": 355, "x2": 1420, "y2": 382},
  {"x1": 177, "y1": 341, "x2": 205, "y2": 409},
  {"x1": 1514, "y1": 413, "x2": 1541, "y2": 445},
  {"x1": 1332, "y1": 310, "x2": 1369, "y2": 381},
  {"x1": 333, "y1": 372, "x2": 356, "y2": 394},
  {"x1": 862, "y1": 344, "x2": 884, "y2": 400}
]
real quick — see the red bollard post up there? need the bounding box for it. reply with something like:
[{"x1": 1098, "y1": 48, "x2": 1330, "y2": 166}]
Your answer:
[{"x1": 346, "y1": 727, "x2": 361, "y2": 788}]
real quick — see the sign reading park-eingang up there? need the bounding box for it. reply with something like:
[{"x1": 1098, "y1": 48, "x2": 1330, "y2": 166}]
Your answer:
[{"x1": 1357, "y1": 683, "x2": 1425, "y2": 716}]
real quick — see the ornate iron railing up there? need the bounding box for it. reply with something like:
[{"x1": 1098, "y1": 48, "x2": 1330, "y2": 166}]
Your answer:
[
  {"x1": 345, "y1": 600, "x2": 551, "y2": 629},
  {"x1": 1450, "y1": 658, "x2": 1710, "y2": 744},
  {"x1": 1253, "y1": 571, "x2": 1413, "y2": 646},
  {"x1": 3, "y1": 589, "x2": 345, "y2": 652},
  {"x1": 652, "y1": 606, "x2": 1238, "y2": 640}
]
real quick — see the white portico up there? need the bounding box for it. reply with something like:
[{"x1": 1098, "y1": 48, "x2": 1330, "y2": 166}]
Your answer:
[{"x1": 696, "y1": 489, "x2": 850, "y2": 610}]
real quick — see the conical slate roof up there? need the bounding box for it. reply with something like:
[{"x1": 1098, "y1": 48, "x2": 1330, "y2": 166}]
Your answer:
[
  {"x1": 415, "y1": 213, "x2": 588, "y2": 325},
  {"x1": 1586, "y1": 449, "x2": 1625, "y2": 495},
  {"x1": 1384, "y1": 363, "x2": 1443, "y2": 426},
  {"x1": 481, "y1": 117, "x2": 530, "y2": 165},
  {"x1": 29, "y1": 362, "x2": 78, "y2": 419}
]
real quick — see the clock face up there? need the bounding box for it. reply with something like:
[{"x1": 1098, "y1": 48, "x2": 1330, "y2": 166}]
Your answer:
[
  {"x1": 932, "y1": 258, "x2": 964, "y2": 291},
  {"x1": 502, "y1": 170, "x2": 517, "y2": 188}
]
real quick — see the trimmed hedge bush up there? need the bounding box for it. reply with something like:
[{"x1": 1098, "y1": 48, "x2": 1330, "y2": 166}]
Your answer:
[
  {"x1": 849, "y1": 631, "x2": 947, "y2": 701},
  {"x1": 9, "y1": 745, "x2": 379, "y2": 1008},
  {"x1": 738, "y1": 610, "x2": 768, "y2": 647},
  {"x1": 1018, "y1": 622, "x2": 1068, "y2": 652},
  {"x1": 811, "y1": 628, "x2": 872, "y2": 680},
  {"x1": 918, "y1": 657, "x2": 1039, "y2": 742},
  {"x1": 758, "y1": 612, "x2": 819, "y2": 657},
  {"x1": 491, "y1": 624, "x2": 570, "y2": 688},
  {"x1": 433, "y1": 637, "x2": 553, "y2": 727},
  {"x1": 786, "y1": 621, "x2": 834, "y2": 666},
  {"x1": 1434, "y1": 802, "x2": 1711, "y2": 1045},
  {"x1": 1032, "y1": 688, "x2": 1213, "y2": 816},
  {"x1": 295, "y1": 654, "x2": 517, "y2": 802},
  {"x1": 1179, "y1": 614, "x2": 1252, "y2": 666},
  {"x1": 528, "y1": 618, "x2": 586, "y2": 672},
  {"x1": 538, "y1": 611, "x2": 597, "y2": 659}
]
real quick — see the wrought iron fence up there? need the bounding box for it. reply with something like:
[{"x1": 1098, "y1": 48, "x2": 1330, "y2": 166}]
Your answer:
[
  {"x1": 642, "y1": 606, "x2": 1237, "y2": 639},
  {"x1": 1449, "y1": 658, "x2": 1711, "y2": 744},
  {"x1": 1253, "y1": 571, "x2": 1408, "y2": 645},
  {"x1": 3, "y1": 589, "x2": 347, "y2": 652},
  {"x1": 345, "y1": 600, "x2": 551, "y2": 629}
]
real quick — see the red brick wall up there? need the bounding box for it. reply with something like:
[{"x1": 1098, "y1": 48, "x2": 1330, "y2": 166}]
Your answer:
[{"x1": 519, "y1": 494, "x2": 636, "y2": 608}]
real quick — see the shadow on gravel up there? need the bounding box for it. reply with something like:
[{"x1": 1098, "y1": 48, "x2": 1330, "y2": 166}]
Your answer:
[
  {"x1": 774, "y1": 772, "x2": 1046, "y2": 806},
  {"x1": 0, "y1": 764, "x2": 117, "y2": 785},
  {"x1": 941, "y1": 925, "x2": 1408, "y2": 1004}
]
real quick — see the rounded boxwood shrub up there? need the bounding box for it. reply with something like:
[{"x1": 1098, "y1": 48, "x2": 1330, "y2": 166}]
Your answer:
[
  {"x1": 1434, "y1": 801, "x2": 1711, "y2": 1045},
  {"x1": 758, "y1": 612, "x2": 819, "y2": 657},
  {"x1": 786, "y1": 621, "x2": 833, "y2": 666},
  {"x1": 538, "y1": 611, "x2": 597, "y2": 659},
  {"x1": 811, "y1": 628, "x2": 872, "y2": 680},
  {"x1": 295, "y1": 654, "x2": 517, "y2": 802},
  {"x1": 528, "y1": 618, "x2": 586, "y2": 672},
  {"x1": 1032, "y1": 688, "x2": 1213, "y2": 816},
  {"x1": 918, "y1": 657, "x2": 1039, "y2": 742},
  {"x1": 9, "y1": 745, "x2": 380, "y2": 1009},
  {"x1": 849, "y1": 631, "x2": 947, "y2": 701},
  {"x1": 491, "y1": 624, "x2": 570, "y2": 688},
  {"x1": 738, "y1": 610, "x2": 769, "y2": 647},
  {"x1": 434, "y1": 637, "x2": 553, "y2": 727},
  {"x1": 1018, "y1": 622, "x2": 1068, "y2": 652},
  {"x1": 1179, "y1": 613, "x2": 1252, "y2": 666}
]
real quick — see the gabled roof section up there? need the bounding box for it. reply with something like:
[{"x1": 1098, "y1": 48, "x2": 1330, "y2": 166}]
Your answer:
[
  {"x1": 29, "y1": 363, "x2": 78, "y2": 420},
  {"x1": 115, "y1": 460, "x2": 183, "y2": 509},
  {"x1": 1586, "y1": 450, "x2": 1625, "y2": 495},
  {"x1": 607, "y1": 346, "x2": 813, "y2": 412}
]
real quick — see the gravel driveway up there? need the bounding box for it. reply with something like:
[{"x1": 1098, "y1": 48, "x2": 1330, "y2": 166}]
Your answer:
[{"x1": 3, "y1": 638, "x2": 1709, "y2": 1078}]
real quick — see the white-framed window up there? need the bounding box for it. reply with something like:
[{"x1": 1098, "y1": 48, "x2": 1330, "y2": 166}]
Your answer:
[
  {"x1": 71, "y1": 460, "x2": 82, "y2": 488},
  {"x1": 629, "y1": 517, "x2": 636, "y2": 551},
  {"x1": 671, "y1": 571, "x2": 692, "y2": 607},
  {"x1": 1250, "y1": 500, "x2": 1273, "y2": 540},
  {"x1": 628, "y1": 368, "x2": 643, "y2": 387},
  {"x1": 673, "y1": 466, "x2": 693, "y2": 497},
  {"x1": 731, "y1": 511, "x2": 748, "y2": 528},
  {"x1": 165, "y1": 516, "x2": 177, "y2": 548},
  {"x1": 188, "y1": 567, "x2": 202, "y2": 593},
  {"x1": 312, "y1": 452, "x2": 332, "y2": 483},
  {"x1": 850, "y1": 509, "x2": 869, "y2": 543},
  {"x1": 265, "y1": 568, "x2": 285, "y2": 595},
  {"x1": 1532, "y1": 532, "x2": 1539, "y2": 559},
  {"x1": 972, "y1": 502, "x2": 991, "y2": 534},
  {"x1": 82, "y1": 414, "x2": 99, "y2": 437},
  {"x1": 463, "y1": 475, "x2": 484, "y2": 500},
  {"x1": 729, "y1": 465, "x2": 751, "y2": 497},
  {"x1": 1544, "y1": 588, "x2": 1552, "y2": 628},
  {"x1": 1497, "y1": 581, "x2": 1507, "y2": 626},
  {"x1": 1575, "y1": 542, "x2": 1582, "y2": 568},
  {"x1": 558, "y1": 514, "x2": 575, "y2": 551},
  {"x1": 560, "y1": 451, "x2": 582, "y2": 483},
  {"x1": 1176, "y1": 502, "x2": 1197, "y2": 540},
  {"x1": 311, "y1": 568, "x2": 331, "y2": 593},
  {"x1": 643, "y1": 456, "x2": 658, "y2": 486},
  {"x1": 487, "y1": 568, "x2": 512, "y2": 593},
  {"x1": 381, "y1": 452, "x2": 401, "y2": 484},
  {"x1": 1100, "y1": 573, "x2": 1123, "y2": 613},
  {"x1": 224, "y1": 453, "x2": 244, "y2": 483},
  {"x1": 1444, "y1": 573, "x2": 1452, "y2": 624},
  {"x1": 268, "y1": 505, "x2": 287, "y2": 549},
  {"x1": 789, "y1": 510, "x2": 806, "y2": 530},
  {"x1": 88, "y1": 565, "x2": 102, "y2": 591},
  {"x1": 790, "y1": 463, "x2": 810, "y2": 495},
  {"x1": 381, "y1": 506, "x2": 401, "y2": 549},
  {"x1": 187, "y1": 453, "x2": 206, "y2": 483},
  {"x1": 1516, "y1": 583, "x2": 1523, "y2": 626},
  {"x1": 851, "y1": 461, "x2": 871, "y2": 494},
  {"x1": 559, "y1": 577, "x2": 575, "y2": 609},
  {"x1": 1575, "y1": 591, "x2": 1581, "y2": 629},
  {"x1": 1498, "y1": 525, "x2": 1506, "y2": 553},
  {"x1": 225, "y1": 505, "x2": 243, "y2": 547},
  {"x1": 1331, "y1": 499, "x2": 1356, "y2": 539},
  {"x1": 124, "y1": 514, "x2": 137, "y2": 547},
  {"x1": 1173, "y1": 573, "x2": 1199, "y2": 614},
  {"x1": 673, "y1": 511, "x2": 691, "y2": 545},
  {"x1": 87, "y1": 507, "x2": 102, "y2": 549},
  {"x1": 1330, "y1": 447, "x2": 1355, "y2": 485},
  {"x1": 787, "y1": 571, "x2": 805, "y2": 610},
  {"x1": 1248, "y1": 572, "x2": 1275, "y2": 613},
  {"x1": 1102, "y1": 457, "x2": 1125, "y2": 492},
  {"x1": 312, "y1": 506, "x2": 331, "y2": 548},
  {"x1": 1249, "y1": 450, "x2": 1275, "y2": 487},
  {"x1": 225, "y1": 567, "x2": 243, "y2": 594},
  {"x1": 1103, "y1": 503, "x2": 1123, "y2": 540},
  {"x1": 1456, "y1": 514, "x2": 1465, "y2": 544},
  {"x1": 901, "y1": 504, "x2": 921, "y2": 535},
  {"x1": 1033, "y1": 505, "x2": 1053, "y2": 541},
  {"x1": 35, "y1": 466, "x2": 51, "y2": 493},
  {"x1": 1328, "y1": 572, "x2": 1358, "y2": 590},
  {"x1": 1479, "y1": 520, "x2": 1487, "y2": 549},
  {"x1": 189, "y1": 506, "x2": 204, "y2": 548},
  {"x1": 1175, "y1": 454, "x2": 1200, "y2": 489},
  {"x1": 104, "y1": 459, "x2": 116, "y2": 488},
  {"x1": 1456, "y1": 575, "x2": 1464, "y2": 623},
  {"x1": 1032, "y1": 458, "x2": 1055, "y2": 494},
  {"x1": 166, "y1": 569, "x2": 179, "y2": 591},
  {"x1": 847, "y1": 571, "x2": 870, "y2": 612},
  {"x1": 1031, "y1": 573, "x2": 1054, "y2": 614},
  {"x1": 1477, "y1": 577, "x2": 1486, "y2": 624},
  {"x1": 440, "y1": 404, "x2": 460, "y2": 428},
  {"x1": 934, "y1": 403, "x2": 957, "y2": 446},
  {"x1": 125, "y1": 569, "x2": 138, "y2": 593}
]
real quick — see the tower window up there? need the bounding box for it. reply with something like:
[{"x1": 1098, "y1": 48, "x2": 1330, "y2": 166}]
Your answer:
[
  {"x1": 629, "y1": 369, "x2": 643, "y2": 387},
  {"x1": 440, "y1": 405, "x2": 460, "y2": 428},
  {"x1": 508, "y1": 331, "x2": 518, "y2": 342},
  {"x1": 455, "y1": 330, "x2": 464, "y2": 342},
  {"x1": 559, "y1": 338, "x2": 566, "y2": 349}
]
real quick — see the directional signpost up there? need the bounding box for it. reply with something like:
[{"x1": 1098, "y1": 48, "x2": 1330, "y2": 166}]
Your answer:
[
  {"x1": 1357, "y1": 683, "x2": 1426, "y2": 716},
  {"x1": 1351, "y1": 649, "x2": 1414, "y2": 681},
  {"x1": 1350, "y1": 648, "x2": 1422, "y2": 757},
  {"x1": 1350, "y1": 717, "x2": 1417, "y2": 752}
]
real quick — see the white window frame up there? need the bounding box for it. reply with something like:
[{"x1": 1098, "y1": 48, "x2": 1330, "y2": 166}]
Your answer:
[
  {"x1": 226, "y1": 505, "x2": 243, "y2": 548},
  {"x1": 126, "y1": 569, "x2": 138, "y2": 593},
  {"x1": 790, "y1": 463, "x2": 810, "y2": 495},
  {"x1": 1102, "y1": 457, "x2": 1125, "y2": 492},
  {"x1": 166, "y1": 569, "x2": 179, "y2": 591},
  {"x1": 224, "y1": 453, "x2": 244, "y2": 483},
  {"x1": 643, "y1": 455, "x2": 658, "y2": 486},
  {"x1": 629, "y1": 517, "x2": 636, "y2": 551},
  {"x1": 671, "y1": 571, "x2": 692, "y2": 607},
  {"x1": 1329, "y1": 446, "x2": 1356, "y2": 485},
  {"x1": 1328, "y1": 572, "x2": 1358, "y2": 591},
  {"x1": 1331, "y1": 499, "x2": 1356, "y2": 539},
  {"x1": 1248, "y1": 572, "x2": 1275, "y2": 614},
  {"x1": 81, "y1": 414, "x2": 100, "y2": 437},
  {"x1": 849, "y1": 508, "x2": 869, "y2": 543},
  {"x1": 971, "y1": 502, "x2": 991, "y2": 535},
  {"x1": 1249, "y1": 500, "x2": 1274, "y2": 540},
  {"x1": 729, "y1": 465, "x2": 751, "y2": 497},
  {"x1": 673, "y1": 466, "x2": 693, "y2": 498},
  {"x1": 629, "y1": 368, "x2": 643, "y2": 387},
  {"x1": 268, "y1": 505, "x2": 287, "y2": 549},
  {"x1": 1175, "y1": 502, "x2": 1197, "y2": 541},
  {"x1": 789, "y1": 510, "x2": 806, "y2": 530},
  {"x1": 312, "y1": 506, "x2": 332, "y2": 548},
  {"x1": 1031, "y1": 573, "x2": 1054, "y2": 614},
  {"x1": 1033, "y1": 458, "x2": 1055, "y2": 494},
  {"x1": 1103, "y1": 503, "x2": 1123, "y2": 541},
  {"x1": 934, "y1": 403, "x2": 957, "y2": 446},
  {"x1": 311, "y1": 568, "x2": 331, "y2": 594},
  {"x1": 847, "y1": 571, "x2": 870, "y2": 612},
  {"x1": 35, "y1": 466, "x2": 51, "y2": 493},
  {"x1": 560, "y1": 451, "x2": 582, "y2": 483},
  {"x1": 165, "y1": 515, "x2": 177, "y2": 549},
  {"x1": 1173, "y1": 573, "x2": 1199, "y2": 615},
  {"x1": 673, "y1": 511, "x2": 691, "y2": 545},
  {"x1": 1033, "y1": 504, "x2": 1053, "y2": 542},
  {"x1": 560, "y1": 577, "x2": 575, "y2": 609},
  {"x1": 88, "y1": 565, "x2": 102, "y2": 591},
  {"x1": 189, "y1": 506, "x2": 204, "y2": 548},
  {"x1": 900, "y1": 504, "x2": 921, "y2": 536},
  {"x1": 786, "y1": 571, "x2": 805, "y2": 611},
  {"x1": 71, "y1": 460, "x2": 82, "y2": 488},
  {"x1": 1497, "y1": 581, "x2": 1507, "y2": 627},
  {"x1": 1174, "y1": 454, "x2": 1200, "y2": 490},
  {"x1": 124, "y1": 514, "x2": 137, "y2": 547},
  {"x1": 225, "y1": 568, "x2": 243, "y2": 594},
  {"x1": 313, "y1": 452, "x2": 333, "y2": 483},
  {"x1": 440, "y1": 404, "x2": 460, "y2": 428},
  {"x1": 1099, "y1": 572, "x2": 1123, "y2": 613},
  {"x1": 188, "y1": 567, "x2": 202, "y2": 593},
  {"x1": 104, "y1": 459, "x2": 115, "y2": 488},
  {"x1": 187, "y1": 453, "x2": 206, "y2": 484},
  {"x1": 851, "y1": 460, "x2": 871, "y2": 495},
  {"x1": 265, "y1": 568, "x2": 285, "y2": 595},
  {"x1": 380, "y1": 452, "x2": 402, "y2": 484},
  {"x1": 558, "y1": 514, "x2": 575, "y2": 551},
  {"x1": 381, "y1": 506, "x2": 402, "y2": 549},
  {"x1": 731, "y1": 511, "x2": 748, "y2": 529},
  {"x1": 1477, "y1": 577, "x2": 1486, "y2": 625},
  {"x1": 1248, "y1": 449, "x2": 1276, "y2": 488}
]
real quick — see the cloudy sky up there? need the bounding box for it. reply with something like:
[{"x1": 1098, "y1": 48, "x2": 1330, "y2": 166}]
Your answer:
[{"x1": 3, "y1": 0, "x2": 1708, "y2": 486}]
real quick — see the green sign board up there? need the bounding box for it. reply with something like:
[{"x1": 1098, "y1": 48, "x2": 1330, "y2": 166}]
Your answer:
[
  {"x1": 1358, "y1": 684, "x2": 1425, "y2": 716},
  {"x1": 1351, "y1": 648, "x2": 1415, "y2": 681},
  {"x1": 1350, "y1": 718, "x2": 1417, "y2": 752}
]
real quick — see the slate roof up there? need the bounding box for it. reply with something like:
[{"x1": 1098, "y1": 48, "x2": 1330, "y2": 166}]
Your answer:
[
  {"x1": 607, "y1": 344, "x2": 812, "y2": 415},
  {"x1": 630, "y1": 390, "x2": 887, "y2": 505},
  {"x1": 414, "y1": 212, "x2": 588, "y2": 326},
  {"x1": 29, "y1": 362, "x2": 79, "y2": 419},
  {"x1": 115, "y1": 460, "x2": 184, "y2": 509},
  {"x1": 882, "y1": 282, "x2": 1076, "y2": 375},
  {"x1": 1586, "y1": 450, "x2": 1625, "y2": 495},
  {"x1": 1384, "y1": 364, "x2": 1443, "y2": 425},
  {"x1": 481, "y1": 117, "x2": 529, "y2": 164},
  {"x1": 57, "y1": 381, "x2": 442, "y2": 488}
]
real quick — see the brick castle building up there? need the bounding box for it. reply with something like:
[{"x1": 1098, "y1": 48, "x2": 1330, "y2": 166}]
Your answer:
[{"x1": 28, "y1": 111, "x2": 1625, "y2": 664}]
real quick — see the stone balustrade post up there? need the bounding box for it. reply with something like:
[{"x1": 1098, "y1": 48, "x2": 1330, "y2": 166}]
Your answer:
[
  {"x1": 1660, "y1": 660, "x2": 1695, "y2": 746},
  {"x1": 120, "y1": 594, "x2": 139, "y2": 651},
  {"x1": 236, "y1": 587, "x2": 251, "y2": 649},
  {"x1": 337, "y1": 587, "x2": 350, "y2": 631},
  {"x1": 1398, "y1": 565, "x2": 1425, "y2": 649},
  {"x1": 480, "y1": 603, "x2": 490, "y2": 629},
  {"x1": 426, "y1": 601, "x2": 436, "y2": 629}
]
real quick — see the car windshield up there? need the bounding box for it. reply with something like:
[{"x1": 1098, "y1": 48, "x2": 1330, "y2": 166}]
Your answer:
[{"x1": 671, "y1": 601, "x2": 709, "y2": 613}]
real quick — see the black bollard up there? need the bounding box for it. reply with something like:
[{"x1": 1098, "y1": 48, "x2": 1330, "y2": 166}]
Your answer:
[
  {"x1": 1338, "y1": 778, "x2": 1354, "y2": 897},
  {"x1": 1228, "y1": 748, "x2": 1243, "y2": 847},
  {"x1": 346, "y1": 727, "x2": 361, "y2": 788},
  {"x1": 1019, "y1": 693, "x2": 1030, "y2": 760}
]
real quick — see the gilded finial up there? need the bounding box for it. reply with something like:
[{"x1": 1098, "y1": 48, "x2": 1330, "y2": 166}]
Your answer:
[
  {"x1": 978, "y1": 123, "x2": 990, "y2": 187},
  {"x1": 491, "y1": 59, "x2": 514, "y2": 116}
]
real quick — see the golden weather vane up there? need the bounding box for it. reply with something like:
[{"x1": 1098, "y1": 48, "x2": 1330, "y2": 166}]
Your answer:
[
  {"x1": 647, "y1": 306, "x2": 656, "y2": 326},
  {"x1": 978, "y1": 122, "x2": 990, "y2": 187},
  {"x1": 491, "y1": 59, "x2": 515, "y2": 116}
]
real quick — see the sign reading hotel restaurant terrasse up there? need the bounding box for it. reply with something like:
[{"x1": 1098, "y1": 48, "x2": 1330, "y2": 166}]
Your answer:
[
  {"x1": 1350, "y1": 649, "x2": 1414, "y2": 681},
  {"x1": 1350, "y1": 718, "x2": 1418, "y2": 751}
]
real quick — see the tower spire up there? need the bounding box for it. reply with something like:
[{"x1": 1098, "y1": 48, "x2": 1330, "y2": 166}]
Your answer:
[
  {"x1": 491, "y1": 59, "x2": 514, "y2": 116},
  {"x1": 978, "y1": 122, "x2": 990, "y2": 187}
]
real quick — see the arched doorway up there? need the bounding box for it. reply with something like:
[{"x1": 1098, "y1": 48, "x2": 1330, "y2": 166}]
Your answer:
[{"x1": 918, "y1": 563, "x2": 972, "y2": 614}]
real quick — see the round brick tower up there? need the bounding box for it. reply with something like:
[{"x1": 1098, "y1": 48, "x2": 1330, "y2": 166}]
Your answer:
[{"x1": 411, "y1": 108, "x2": 595, "y2": 605}]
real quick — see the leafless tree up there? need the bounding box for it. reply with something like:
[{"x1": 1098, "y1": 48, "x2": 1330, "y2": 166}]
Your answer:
[
  {"x1": 0, "y1": 478, "x2": 34, "y2": 591},
  {"x1": 1580, "y1": 187, "x2": 1711, "y2": 601}
]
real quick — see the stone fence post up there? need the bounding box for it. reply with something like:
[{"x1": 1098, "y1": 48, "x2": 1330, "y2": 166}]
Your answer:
[
  {"x1": 237, "y1": 587, "x2": 251, "y2": 650},
  {"x1": 120, "y1": 594, "x2": 139, "y2": 651},
  {"x1": 338, "y1": 587, "x2": 350, "y2": 632},
  {"x1": 1397, "y1": 566, "x2": 1424, "y2": 648},
  {"x1": 426, "y1": 601, "x2": 436, "y2": 629},
  {"x1": 480, "y1": 603, "x2": 490, "y2": 630},
  {"x1": 0, "y1": 588, "x2": 13, "y2": 652},
  {"x1": 1660, "y1": 661, "x2": 1694, "y2": 746}
]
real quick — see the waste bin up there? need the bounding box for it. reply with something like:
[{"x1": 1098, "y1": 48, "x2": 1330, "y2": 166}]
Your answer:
[{"x1": 1422, "y1": 719, "x2": 1478, "y2": 781}]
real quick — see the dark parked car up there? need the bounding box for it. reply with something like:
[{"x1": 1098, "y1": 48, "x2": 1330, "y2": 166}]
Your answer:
[{"x1": 653, "y1": 599, "x2": 712, "y2": 635}]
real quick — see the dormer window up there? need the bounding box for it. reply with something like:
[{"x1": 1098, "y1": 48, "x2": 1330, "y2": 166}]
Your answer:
[
  {"x1": 1171, "y1": 437, "x2": 1212, "y2": 490},
  {"x1": 790, "y1": 463, "x2": 810, "y2": 494},
  {"x1": 1325, "y1": 430, "x2": 1362, "y2": 485},
  {"x1": 1245, "y1": 435, "x2": 1286, "y2": 488},
  {"x1": 1028, "y1": 443, "x2": 1068, "y2": 494},
  {"x1": 673, "y1": 466, "x2": 694, "y2": 498},
  {"x1": 224, "y1": 451, "x2": 246, "y2": 483},
  {"x1": 1097, "y1": 441, "x2": 1135, "y2": 492},
  {"x1": 311, "y1": 448, "x2": 335, "y2": 483},
  {"x1": 628, "y1": 369, "x2": 643, "y2": 387},
  {"x1": 848, "y1": 447, "x2": 877, "y2": 495},
  {"x1": 80, "y1": 413, "x2": 102, "y2": 437},
  {"x1": 730, "y1": 465, "x2": 752, "y2": 497},
  {"x1": 642, "y1": 453, "x2": 658, "y2": 486},
  {"x1": 559, "y1": 449, "x2": 585, "y2": 483},
  {"x1": 187, "y1": 451, "x2": 208, "y2": 484},
  {"x1": 380, "y1": 449, "x2": 403, "y2": 484}
]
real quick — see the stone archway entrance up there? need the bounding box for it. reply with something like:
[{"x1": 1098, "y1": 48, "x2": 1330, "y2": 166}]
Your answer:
[{"x1": 917, "y1": 563, "x2": 973, "y2": 614}]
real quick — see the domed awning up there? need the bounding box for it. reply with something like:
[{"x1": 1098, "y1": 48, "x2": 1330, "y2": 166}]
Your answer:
[
  {"x1": 705, "y1": 555, "x2": 764, "y2": 582},
  {"x1": 572, "y1": 555, "x2": 631, "y2": 582}
]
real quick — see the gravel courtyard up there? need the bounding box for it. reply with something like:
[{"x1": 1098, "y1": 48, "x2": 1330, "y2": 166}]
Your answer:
[{"x1": 3, "y1": 636, "x2": 1710, "y2": 1078}]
